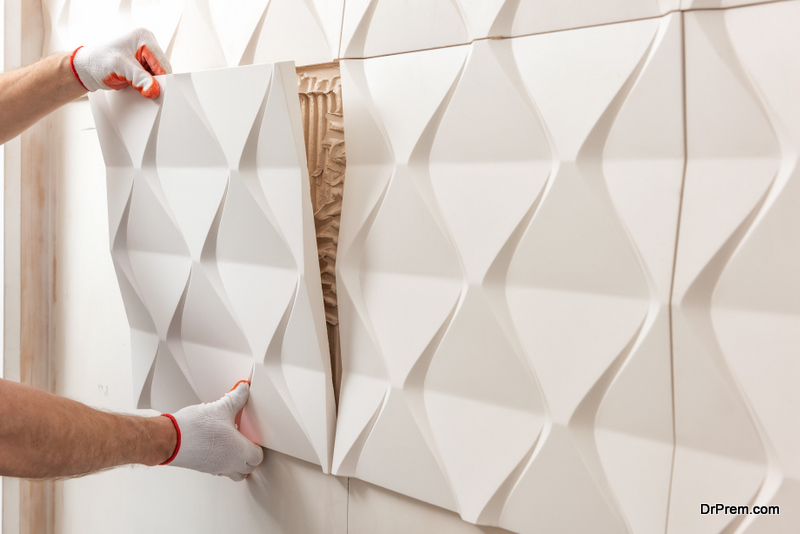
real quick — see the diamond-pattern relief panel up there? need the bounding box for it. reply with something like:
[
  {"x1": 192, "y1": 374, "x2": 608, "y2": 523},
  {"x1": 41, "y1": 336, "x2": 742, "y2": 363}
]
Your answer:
[
  {"x1": 339, "y1": 0, "x2": 680, "y2": 59},
  {"x1": 43, "y1": 0, "x2": 344, "y2": 70},
  {"x1": 500, "y1": 14, "x2": 682, "y2": 534},
  {"x1": 336, "y1": 14, "x2": 682, "y2": 531},
  {"x1": 680, "y1": 0, "x2": 776, "y2": 9},
  {"x1": 89, "y1": 62, "x2": 335, "y2": 472},
  {"x1": 671, "y1": 4, "x2": 800, "y2": 532},
  {"x1": 334, "y1": 45, "x2": 469, "y2": 514}
]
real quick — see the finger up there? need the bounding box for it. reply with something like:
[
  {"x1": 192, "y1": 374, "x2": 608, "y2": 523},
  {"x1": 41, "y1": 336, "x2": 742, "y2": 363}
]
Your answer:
[
  {"x1": 227, "y1": 471, "x2": 246, "y2": 482},
  {"x1": 229, "y1": 379, "x2": 250, "y2": 393},
  {"x1": 224, "y1": 382, "x2": 250, "y2": 416},
  {"x1": 134, "y1": 27, "x2": 172, "y2": 74},
  {"x1": 242, "y1": 441, "x2": 264, "y2": 468},
  {"x1": 106, "y1": 55, "x2": 159, "y2": 99},
  {"x1": 136, "y1": 45, "x2": 168, "y2": 76}
]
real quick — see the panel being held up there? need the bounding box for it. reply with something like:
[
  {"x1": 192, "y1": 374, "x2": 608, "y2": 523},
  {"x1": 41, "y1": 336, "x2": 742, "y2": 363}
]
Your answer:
[
  {"x1": 671, "y1": 3, "x2": 800, "y2": 532},
  {"x1": 335, "y1": 14, "x2": 683, "y2": 532},
  {"x1": 43, "y1": 0, "x2": 344, "y2": 70},
  {"x1": 89, "y1": 62, "x2": 335, "y2": 472}
]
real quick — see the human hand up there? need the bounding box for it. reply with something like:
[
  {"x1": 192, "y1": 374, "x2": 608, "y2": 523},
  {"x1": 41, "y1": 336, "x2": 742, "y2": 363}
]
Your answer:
[
  {"x1": 162, "y1": 382, "x2": 264, "y2": 481},
  {"x1": 71, "y1": 28, "x2": 172, "y2": 99}
]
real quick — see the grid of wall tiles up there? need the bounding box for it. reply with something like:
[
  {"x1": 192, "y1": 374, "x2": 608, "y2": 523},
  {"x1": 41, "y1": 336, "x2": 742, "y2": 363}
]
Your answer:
[
  {"x1": 62, "y1": 0, "x2": 800, "y2": 532},
  {"x1": 336, "y1": 1, "x2": 800, "y2": 532}
]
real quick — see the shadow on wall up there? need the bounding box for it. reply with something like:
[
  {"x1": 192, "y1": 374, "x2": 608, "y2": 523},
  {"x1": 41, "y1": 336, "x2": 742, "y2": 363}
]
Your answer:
[{"x1": 244, "y1": 451, "x2": 348, "y2": 532}]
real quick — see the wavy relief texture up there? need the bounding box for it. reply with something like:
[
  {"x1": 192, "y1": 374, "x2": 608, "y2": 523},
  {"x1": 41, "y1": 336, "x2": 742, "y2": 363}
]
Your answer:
[
  {"x1": 670, "y1": 4, "x2": 800, "y2": 532},
  {"x1": 335, "y1": 15, "x2": 683, "y2": 532},
  {"x1": 339, "y1": 0, "x2": 681, "y2": 59},
  {"x1": 680, "y1": 0, "x2": 776, "y2": 10},
  {"x1": 42, "y1": 0, "x2": 343, "y2": 70},
  {"x1": 89, "y1": 63, "x2": 335, "y2": 472}
]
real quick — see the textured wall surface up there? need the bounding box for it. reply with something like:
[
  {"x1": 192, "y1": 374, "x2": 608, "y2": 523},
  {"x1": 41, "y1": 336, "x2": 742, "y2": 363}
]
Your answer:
[
  {"x1": 89, "y1": 62, "x2": 335, "y2": 472},
  {"x1": 335, "y1": 14, "x2": 683, "y2": 532},
  {"x1": 670, "y1": 3, "x2": 800, "y2": 532},
  {"x1": 42, "y1": 0, "x2": 344, "y2": 70},
  {"x1": 339, "y1": 0, "x2": 783, "y2": 59},
  {"x1": 37, "y1": 0, "x2": 800, "y2": 532},
  {"x1": 339, "y1": 0, "x2": 681, "y2": 58}
]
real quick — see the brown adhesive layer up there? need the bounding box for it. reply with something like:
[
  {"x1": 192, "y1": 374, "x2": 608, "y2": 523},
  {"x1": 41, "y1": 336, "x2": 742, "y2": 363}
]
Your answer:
[{"x1": 297, "y1": 65, "x2": 345, "y2": 406}]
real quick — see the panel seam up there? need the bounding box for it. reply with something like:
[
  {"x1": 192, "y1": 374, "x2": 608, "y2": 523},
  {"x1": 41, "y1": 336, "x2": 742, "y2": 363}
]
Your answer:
[
  {"x1": 663, "y1": 10, "x2": 689, "y2": 534},
  {"x1": 338, "y1": 0, "x2": 347, "y2": 61},
  {"x1": 336, "y1": 0, "x2": 795, "y2": 62}
]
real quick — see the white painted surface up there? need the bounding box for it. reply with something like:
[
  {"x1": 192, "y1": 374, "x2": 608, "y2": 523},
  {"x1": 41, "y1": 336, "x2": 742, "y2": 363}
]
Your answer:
[
  {"x1": 89, "y1": 63, "x2": 335, "y2": 471},
  {"x1": 52, "y1": 99, "x2": 347, "y2": 534},
  {"x1": 348, "y1": 479, "x2": 511, "y2": 534},
  {"x1": 335, "y1": 14, "x2": 682, "y2": 532},
  {"x1": 57, "y1": 451, "x2": 348, "y2": 534},
  {"x1": 339, "y1": 0, "x2": 682, "y2": 58},
  {"x1": 50, "y1": 96, "x2": 516, "y2": 534},
  {"x1": 670, "y1": 3, "x2": 800, "y2": 532},
  {"x1": 24, "y1": 1, "x2": 800, "y2": 533},
  {"x1": 41, "y1": 0, "x2": 345, "y2": 70}
]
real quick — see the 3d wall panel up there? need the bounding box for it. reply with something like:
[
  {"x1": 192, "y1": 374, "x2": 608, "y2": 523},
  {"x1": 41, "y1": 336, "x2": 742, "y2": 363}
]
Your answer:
[
  {"x1": 89, "y1": 62, "x2": 335, "y2": 472},
  {"x1": 680, "y1": 0, "x2": 776, "y2": 9},
  {"x1": 43, "y1": 0, "x2": 344, "y2": 70},
  {"x1": 670, "y1": 3, "x2": 800, "y2": 532},
  {"x1": 335, "y1": 14, "x2": 683, "y2": 532},
  {"x1": 339, "y1": 0, "x2": 681, "y2": 59}
]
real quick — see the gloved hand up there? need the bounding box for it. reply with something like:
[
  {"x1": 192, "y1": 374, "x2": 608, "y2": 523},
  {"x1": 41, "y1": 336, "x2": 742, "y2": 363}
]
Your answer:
[
  {"x1": 71, "y1": 28, "x2": 171, "y2": 99},
  {"x1": 161, "y1": 382, "x2": 264, "y2": 481}
]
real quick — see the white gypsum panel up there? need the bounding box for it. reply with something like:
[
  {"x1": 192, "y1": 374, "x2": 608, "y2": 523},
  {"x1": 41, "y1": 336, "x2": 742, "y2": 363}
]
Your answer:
[
  {"x1": 335, "y1": 14, "x2": 682, "y2": 532},
  {"x1": 670, "y1": 4, "x2": 800, "y2": 532},
  {"x1": 89, "y1": 62, "x2": 335, "y2": 472},
  {"x1": 680, "y1": 0, "x2": 777, "y2": 9},
  {"x1": 339, "y1": 0, "x2": 679, "y2": 59},
  {"x1": 170, "y1": 0, "x2": 344, "y2": 71},
  {"x1": 42, "y1": 0, "x2": 343, "y2": 70}
]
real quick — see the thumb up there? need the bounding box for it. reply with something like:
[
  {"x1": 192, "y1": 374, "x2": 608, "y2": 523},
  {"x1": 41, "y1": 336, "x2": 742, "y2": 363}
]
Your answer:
[
  {"x1": 241, "y1": 435, "x2": 264, "y2": 467},
  {"x1": 223, "y1": 382, "x2": 251, "y2": 417}
]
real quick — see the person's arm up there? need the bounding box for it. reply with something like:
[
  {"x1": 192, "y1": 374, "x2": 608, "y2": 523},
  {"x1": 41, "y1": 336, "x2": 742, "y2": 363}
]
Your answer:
[
  {"x1": 0, "y1": 28, "x2": 171, "y2": 145},
  {"x1": 0, "y1": 52, "x2": 86, "y2": 145},
  {"x1": 0, "y1": 378, "x2": 264, "y2": 480},
  {"x1": 0, "y1": 378, "x2": 175, "y2": 478}
]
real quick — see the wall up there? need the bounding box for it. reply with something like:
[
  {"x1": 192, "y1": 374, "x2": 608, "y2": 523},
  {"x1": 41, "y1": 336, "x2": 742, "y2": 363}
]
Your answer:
[
  {"x1": 48, "y1": 69, "x2": 506, "y2": 534},
  {"x1": 49, "y1": 95, "x2": 349, "y2": 534},
  {"x1": 4, "y1": 0, "x2": 798, "y2": 533},
  {"x1": 41, "y1": 1, "x2": 512, "y2": 531}
]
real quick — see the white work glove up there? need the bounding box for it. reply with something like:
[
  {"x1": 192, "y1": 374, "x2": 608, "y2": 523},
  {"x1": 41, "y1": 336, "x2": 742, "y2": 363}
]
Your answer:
[
  {"x1": 71, "y1": 28, "x2": 172, "y2": 99},
  {"x1": 161, "y1": 382, "x2": 264, "y2": 481}
]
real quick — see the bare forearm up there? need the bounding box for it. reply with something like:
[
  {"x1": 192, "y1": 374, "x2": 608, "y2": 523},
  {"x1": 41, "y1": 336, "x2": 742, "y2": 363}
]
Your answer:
[
  {"x1": 0, "y1": 379, "x2": 176, "y2": 478},
  {"x1": 0, "y1": 52, "x2": 87, "y2": 145}
]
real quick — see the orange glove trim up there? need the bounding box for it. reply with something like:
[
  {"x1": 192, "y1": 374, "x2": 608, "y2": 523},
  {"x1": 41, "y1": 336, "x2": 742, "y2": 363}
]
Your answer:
[
  {"x1": 70, "y1": 47, "x2": 90, "y2": 92},
  {"x1": 229, "y1": 380, "x2": 251, "y2": 393},
  {"x1": 159, "y1": 413, "x2": 182, "y2": 465}
]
